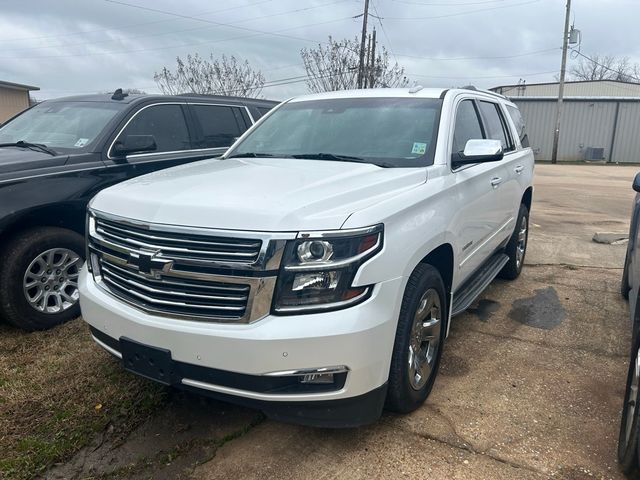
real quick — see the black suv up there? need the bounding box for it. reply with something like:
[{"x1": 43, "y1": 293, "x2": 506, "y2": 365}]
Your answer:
[{"x1": 0, "y1": 90, "x2": 277, "y2": 330}]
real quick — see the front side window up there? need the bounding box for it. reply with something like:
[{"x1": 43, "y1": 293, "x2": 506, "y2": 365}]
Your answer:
[
  {"x1": 117, "y1": 104, "x2": 190, "y2": 154},
  {"x1": 0, "y1": 101, "x2": 124, "y2": 151},
  {"x1": 452, "y1": 99, "x2": 484, "y2": 156},
  {"x1": 192, "y1": 105, "x2": 243, "y2": 148},
  {"x1": 228, "y1": 97, "x2": 443, "y2": 168},
  {"x1": 478, "y1": 101, "x2": 514, "y2": 152}
]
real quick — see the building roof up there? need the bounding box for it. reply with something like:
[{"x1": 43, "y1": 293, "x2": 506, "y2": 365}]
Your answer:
[
  {"x1": 490, "y1": 79, "x2": 640, "y2": 91},
  {"x1": 0, "y1": 80, "x2": 40, "y2": 91}
]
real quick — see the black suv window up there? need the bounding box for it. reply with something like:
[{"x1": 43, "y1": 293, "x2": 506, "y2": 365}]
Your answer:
[
  {"x1": 506, "y1": 105, "x2": 529, "y2": 147},
  {"x1": 192, "y1": 105, "x2": 243, "y2": 148},
  {"x1": 119, "y1": 104, "x2": 190, "y2": 154},
  {"x1": 452, "y1": 99, "x2": 484, "y2": 155},
  {"x1": 478, "y1": 101, "x2": 514, "y2": 152}
]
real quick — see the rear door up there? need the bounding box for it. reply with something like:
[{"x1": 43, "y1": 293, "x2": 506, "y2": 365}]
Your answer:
[
  {"x1": 188, "y1": 104, "x2": 250, "y2": 157},
  {"x1": 476, "y1": 100, "x2": 519, "y2": 240}
]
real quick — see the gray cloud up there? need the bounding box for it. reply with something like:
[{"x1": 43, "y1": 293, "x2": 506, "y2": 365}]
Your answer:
[{"x1": 1, "y1": 0, "x2": 638, "y2": 100}]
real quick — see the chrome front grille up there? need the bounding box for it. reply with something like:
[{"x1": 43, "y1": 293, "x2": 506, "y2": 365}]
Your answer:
[
  {"x1": 87, "y1": 211, "x2": 292, "y2": 323},
  {"x1": 95, "y1": 216, "x2": 263, "y2": 264}
]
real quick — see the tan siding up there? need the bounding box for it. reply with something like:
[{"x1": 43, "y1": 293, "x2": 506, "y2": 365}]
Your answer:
[{"x1": 0, "y1": 87, "x2": 30, "y2": 123}]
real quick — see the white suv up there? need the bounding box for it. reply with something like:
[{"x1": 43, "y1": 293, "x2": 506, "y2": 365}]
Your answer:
[{"x1": 80, "y1": 87, "x2": 534, "y2": 427}]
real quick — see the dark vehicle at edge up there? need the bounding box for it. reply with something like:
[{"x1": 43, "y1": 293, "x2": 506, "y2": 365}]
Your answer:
[
  {"x1": 619, "y1": 171, "x2": 640, "y2": 477},
  {"x1": 0, "y1": 89, "x2": 277, "y2": 330}
]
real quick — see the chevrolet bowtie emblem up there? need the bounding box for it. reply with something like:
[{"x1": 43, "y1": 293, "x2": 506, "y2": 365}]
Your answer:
[{"x1": 127, "y1": 251, "x2": 173, "y2": 278}]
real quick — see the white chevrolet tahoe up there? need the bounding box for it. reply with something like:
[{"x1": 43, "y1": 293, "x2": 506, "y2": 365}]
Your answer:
[{"x1": 80, "y1": 87, "x2": 534, "y2": 427}]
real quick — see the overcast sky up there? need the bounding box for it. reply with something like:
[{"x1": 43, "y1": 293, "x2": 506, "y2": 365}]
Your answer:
[{"x1": 1, "y1": 0, "x2": 639, "y2": 101}]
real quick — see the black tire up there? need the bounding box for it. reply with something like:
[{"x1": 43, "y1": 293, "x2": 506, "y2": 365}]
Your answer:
[
  {"x1": 618, "y1": 334, "x2": 640, "y2": 477},
  {"x1": 499, "y1": 203, "x2": 529, "y2": 280},
  {"x1": 623, "y1": 250, "x2": 631, "y2": 300},
  {"x1": 0, "y1": 227, "x2": 85, "y2": 331},
  {"x1": 386, "y1": 263, "x2": 447, "y2": 413}
]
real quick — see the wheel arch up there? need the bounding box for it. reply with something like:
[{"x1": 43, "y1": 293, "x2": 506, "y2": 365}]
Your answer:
[
  {"x1": 522, "y1": 186, "x2": 533, "y2": 212},
  {"x1": 0, "y1": 203, "x2": 86, "y2": 249},
  {"x1": 418, "y1": 243, "x2": 454, "y2": 300}
]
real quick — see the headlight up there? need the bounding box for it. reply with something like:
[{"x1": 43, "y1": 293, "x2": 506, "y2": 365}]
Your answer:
[{"x1": 272, "y1": 224, "x2": 383, "y2": 314}]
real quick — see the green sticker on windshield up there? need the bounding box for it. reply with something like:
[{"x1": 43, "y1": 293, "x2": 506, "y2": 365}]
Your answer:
[{"x1": 412, "y1": 142, "x2": 427, "y2": 155}]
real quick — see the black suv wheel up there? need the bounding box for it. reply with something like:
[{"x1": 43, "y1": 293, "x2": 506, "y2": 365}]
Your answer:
[{"x1": 0, "y1": 227, "x2": 84, "y2": 330}]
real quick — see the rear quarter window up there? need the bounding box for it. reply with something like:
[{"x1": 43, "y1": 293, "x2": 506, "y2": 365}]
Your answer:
[{"x1": 506, "y1": 105, "x2": 529, "y2": 148}]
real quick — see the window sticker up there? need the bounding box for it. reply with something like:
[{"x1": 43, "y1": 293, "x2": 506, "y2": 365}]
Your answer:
[
  {"x1": 74, "y1": 138, "x2": 89, "y2": 147},
  {"x1": 411, "y1": 142, "x2": 428, "y2": 155}
]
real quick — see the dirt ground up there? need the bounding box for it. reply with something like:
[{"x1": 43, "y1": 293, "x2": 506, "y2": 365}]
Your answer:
[{"x1": 2, "y1": 163, "x2": 638, "y2": 480}]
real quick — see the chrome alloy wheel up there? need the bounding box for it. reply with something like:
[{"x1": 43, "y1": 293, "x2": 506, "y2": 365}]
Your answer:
[
  {"x1": 516, "y1": 215, "x2": 528, "y2": 269},
  {"x1": 408, "y1": 288, "x2": 442, "y2": 390},
  {"x1": 23, "y1": 248, "x2": 81, "y2": 314},
  {"x1": 624, "y1": 347, "x2": 640, "y2": 446}
]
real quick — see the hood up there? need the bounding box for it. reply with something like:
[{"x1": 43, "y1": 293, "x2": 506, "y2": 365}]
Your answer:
[
  {"x1": 0, "y1": 146, "x2": 68, "y2": 174},
  {"x1": 92, "y1": 158, "x2": 426, "y2": 231}
]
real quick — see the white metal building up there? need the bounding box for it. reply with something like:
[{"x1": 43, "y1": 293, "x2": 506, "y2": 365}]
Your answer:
[{"x1": 490, "y1": 80, "x2": 640, "y2": 162}]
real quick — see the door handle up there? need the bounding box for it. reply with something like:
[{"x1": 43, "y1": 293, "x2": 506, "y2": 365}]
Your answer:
[
  {"x1": 490, "y1": 177, "x2": 502, "y2": 188},
  {"x1": 514, "y1": 165, "x2": 524, "y2": 174}
]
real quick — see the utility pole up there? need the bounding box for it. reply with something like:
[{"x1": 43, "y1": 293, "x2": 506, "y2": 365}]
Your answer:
[
  {"x1": 356, "y1": 0, "x2": 370, "y2": 89},
  {"x1": 369, "y1": 28, "x2": 377, "y2": 88},
  {"x1": 551, "y1": 0, "x2": 571, "y2": 164}
]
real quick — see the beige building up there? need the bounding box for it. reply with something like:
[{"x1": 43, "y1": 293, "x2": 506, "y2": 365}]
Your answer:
[
  {"x1": 0, "y1": 80, "x2": 39, "y2": 123},
  {"x1": 491, "y1": 79, "x2": 640, "y2": 98}
]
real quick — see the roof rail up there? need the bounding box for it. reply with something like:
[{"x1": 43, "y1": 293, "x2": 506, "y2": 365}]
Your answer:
[{"x1": 460, "y1": 85, "x2": 507, "y2": 100}]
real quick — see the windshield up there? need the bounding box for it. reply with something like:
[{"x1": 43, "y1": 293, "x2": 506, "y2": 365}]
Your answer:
[
  {"x1": 0, "y1": 101, "x2": 124, "y2": 151},
  {"x1": 228, "y1": 97, "x2": 442, "y2": 167}
]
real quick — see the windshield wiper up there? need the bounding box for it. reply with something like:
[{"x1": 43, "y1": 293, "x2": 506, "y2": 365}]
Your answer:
[
  {"x1": 0, "y1": 140, "x2": 57, "y2": 156},
  {"x1": 291, "y1": 153, "x2": 392, "y2": 167},
  {"x1": 226, "y1": 152, "x2": 277, "y2": 159}
]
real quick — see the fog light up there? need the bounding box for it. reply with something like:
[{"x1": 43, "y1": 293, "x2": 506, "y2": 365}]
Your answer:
[
  {"x1": 292, "y1": 271, "x2": 339, "y2": 291},
  {"x1": 300, "y1": 373, "x2": 335, "y2": 384}
]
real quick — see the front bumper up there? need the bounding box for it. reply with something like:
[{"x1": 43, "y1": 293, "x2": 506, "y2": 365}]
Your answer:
[{"x1": 79, "y1": 267, "x2": 404, "y2": 426}]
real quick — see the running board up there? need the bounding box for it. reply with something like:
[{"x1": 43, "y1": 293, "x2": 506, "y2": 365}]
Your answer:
[{"x1": 451, "y1": 252, "x2": 509, "y2": 316}]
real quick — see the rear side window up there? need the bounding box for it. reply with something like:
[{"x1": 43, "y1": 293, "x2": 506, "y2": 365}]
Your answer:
[
  {"x1": 192, "y1": 105, "x2": 243, "y2": 148},
  {"x1": 478, "y1": 101, "x2": 514, "y2": 152},
  {"x1": 506, "y1": 105, "x2": 529, "y2": 147},
  {"x1": 452, "y1": 99, "x2": 484, "y2": 154},
  {"x1": 120, "y1": 104, "x2": 190, "y2": 153},
  {"x1": 257, "y1": 106, "x2": 273, "y2": 118}
]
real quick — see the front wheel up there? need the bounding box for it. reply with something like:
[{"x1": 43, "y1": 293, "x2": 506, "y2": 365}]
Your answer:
[
  {"x1": 618, "y1": 335, "x2": 640, "y2": 477},
  {"x1": 0, "y1": 227, "x2": 85, "y2": 331},
  {"x1": 386, "y1": 264, "x2": 447, "y2": 413},
  {"x1": 499, "y1": 203, "x2": 529, "y2": 280}
]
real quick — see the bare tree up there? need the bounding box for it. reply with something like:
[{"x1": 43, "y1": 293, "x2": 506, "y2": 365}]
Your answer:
[
  {"x1": 570, "y1": 53, "x2": 640, "y2": 82},
  {"x1": 154, "y1": 54, "x2": 265, "y2": 97},
  {"x1": 300, "y1": 36, "x2": 409, "y2": 93}
]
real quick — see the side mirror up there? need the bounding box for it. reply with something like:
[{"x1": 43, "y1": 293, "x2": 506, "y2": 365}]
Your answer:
[
  {"x1": 453, "y1": 139, "x2": 504, "y2": 167},
  {"x1": 112, "y1": 134, "x2": 157, "y2": 156},
  {"x1": 634, "y1": 172, "x2": 640, "y2": 193}
]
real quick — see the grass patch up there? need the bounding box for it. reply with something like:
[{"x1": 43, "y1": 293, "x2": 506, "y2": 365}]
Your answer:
[{"x1": 0, "y1": 319, "x2": 168, "y2": 480}]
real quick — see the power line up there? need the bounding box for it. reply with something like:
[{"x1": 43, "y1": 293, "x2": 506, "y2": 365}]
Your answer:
[
  {"x1": 569, "y1": 49, "x2": 640, "y2": 83},
  {"x1": 2, "y1": 0, "x2": 348, "y2": 53},
  {"x1": 391, "y1": 0, "x2": 516, "y2": 6},
  {"x1": 0, "y1": 17, "x2": 352, "y2": 60},
  {"x1": 395, "y1": 47, "x2": 559, "y2": 62},
  {"x1": 385, "y1": 0, "x2": 540, "y2": 20},
  {"x1": 0, "y1": 0, "x2": 275, "y2": 45},
  {"x1": 102, "y1": 0, "x2": 326, "y2": 45},
  {"x1": 407, "y1": 69, "x2": 557, "y2": 79},
  {"x1": 370, "y1": 0, "x2": 400, "y2": 66}
]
